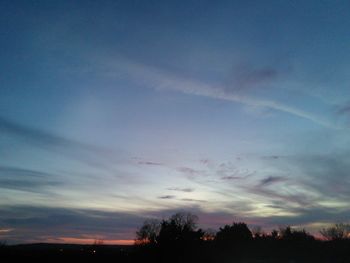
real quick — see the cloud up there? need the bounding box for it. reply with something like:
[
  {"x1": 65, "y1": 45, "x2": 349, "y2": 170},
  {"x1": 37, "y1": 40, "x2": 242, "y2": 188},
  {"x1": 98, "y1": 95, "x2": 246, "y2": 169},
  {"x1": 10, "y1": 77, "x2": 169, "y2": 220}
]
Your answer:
[
  {"x1": 258, "y1": 176, "x2": 288, "y2": 187},
  {"x1": 261, "y1": 155, "x2": 280, "y2": 160},
  {"x1": 0, "y1": 206, "x2": 145, "y2": 244},
  {"x1": 0, "y1": 166, "x2": 62, "y2": 193},
  {"x1": 137, "y1": 161, "x2": 163, "y2": 166},
  {"x1": 216, "y1": 162, "x2": 254, "y2": 180},
  {"x1": 221, "y1": 176, "x2": 243, "y2": 180},
  {"x1": 0, "y1": 116, "x2": 98, "y2": 152},
  {"x1": 117, "y1": 60, "x2": 336, "y2": 129},
  {"x1": 224, "y1": 64, "x2": 279, "y2": 92},
  {"x1": 176, "y1": 167, "x2": 203, "y2": 179},
  {"x1": 249, "y1": 185, "x2": 313, "y2": 208},
  {"x1": 2, "y1": 203, "x2": 349, "y2": 244},
  {"x1": 0, "y1": 228, "x2": 13, "y2": 233},
  {"x1": 158, "y1": 195, "x2": 176, "y2": 199},
  {"x1": 199, "y1": 159, "x2": 211, "y2": 165},
  {"x1": 288, "y1": 153, "x2": 350, "y2": 200},
  {"x1": 167, "y1": 187, "x2": 194, "y2": 193},
  {"x1": 266, "y1": 206, "x2": 350, "y2": 227},
  {"x1": 246, "y1": 152, "x2": 350, "y2": 212},
  {"x1": 1, "y1": 205, "x2": 235, "y2": 243},
  {"x1": 337, "y1": 103, "x2": 350, "y2": 115},
  {"x1": 0, "y1": 166, "x2": 56, "y2": 178},
  {"x1": 336, "y1": 103, "x2": 350, "y2": 125},
  {"x1": 0, "y1": 116, "x2": 118, "y2": 170},
  {"x1": 181, "y1": 198, "x2": 206, "y2": 203}
]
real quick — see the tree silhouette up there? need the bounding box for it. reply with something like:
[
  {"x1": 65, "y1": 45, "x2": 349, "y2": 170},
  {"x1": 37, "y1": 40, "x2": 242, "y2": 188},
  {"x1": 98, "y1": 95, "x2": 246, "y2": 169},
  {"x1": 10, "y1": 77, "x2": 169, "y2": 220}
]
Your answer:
[
  {"x1": 215, "y1": 222, "x2": 252, "y2": 245},
  {"x1": 279, "y1": 226, "x2": 314, "y2": 242},
  {"x1": 157, "y1": 212, "x2": 203, "y2": 246},
  {"x1": 320, "y1": 223, "x2": 350, "y2": 241},
  {"x1": 202, "y1": 228, "x2": 216, "y2": 241},
  {"x1": 135, "y1": 213, "x2": 203, "y2": 247},
  {"x1": 132, "y1": 213, "x2": 350, "y2": 263},
  {"x1": 252, "y1": 226, "x2": 264, "y2": 239},
  {"x1": 270, "y1": 229, "x2": 279, "y2": 239},
  {"x1": 135, "y1": 219, "x2": 161, "y2": 245}
]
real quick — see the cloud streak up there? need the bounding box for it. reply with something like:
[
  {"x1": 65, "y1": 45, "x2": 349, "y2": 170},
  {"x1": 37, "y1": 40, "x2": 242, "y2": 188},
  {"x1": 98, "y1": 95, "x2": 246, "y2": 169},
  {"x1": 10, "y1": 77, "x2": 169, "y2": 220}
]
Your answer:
[
  {"x1": 224, "y1": 64, "x2": 279, "y2": 92},
  {"x1": 2, "y1": 201, "x2": 350, "y2": 244},
  {"x1": 117, "y1": 60, "x2": 336, "y2": 129},
  {"x1": 158, "y1": 195, "x2": 176, "y2": 200},
  {"x1": 0, "y1": 116, "x2": 98, "y2": 152},
  {"x1": 167, "y1": 187, "x2": 194, "y2": 193},
  {"x1": 258, "y1": 176, "x2": 288, "y2": 187},
  {"x1": 137, "y1": 161, "x2": 163, "y2": 166},
  {"x1": 0, "y1": 116, "x2": 119, "y2": 170},
  {"x1": 0, "y1": 206, "x2": 144, "y2": 244},
  {"x1": 0, "y1": 166, "x2": 62, "y2": 193}
]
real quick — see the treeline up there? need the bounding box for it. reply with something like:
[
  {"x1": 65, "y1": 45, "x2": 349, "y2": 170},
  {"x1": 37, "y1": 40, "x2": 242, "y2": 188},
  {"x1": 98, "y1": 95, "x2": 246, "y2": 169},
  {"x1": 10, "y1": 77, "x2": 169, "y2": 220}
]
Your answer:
[
  {"x1": 1, "y1": 212, "x2": 350, "y2": 262},
  {"x1": 134, "y1": 212, "x2": 350, "y2": 263},
  {"x1": 136, "y1": 212, "x2": 350, "y2": 244}
]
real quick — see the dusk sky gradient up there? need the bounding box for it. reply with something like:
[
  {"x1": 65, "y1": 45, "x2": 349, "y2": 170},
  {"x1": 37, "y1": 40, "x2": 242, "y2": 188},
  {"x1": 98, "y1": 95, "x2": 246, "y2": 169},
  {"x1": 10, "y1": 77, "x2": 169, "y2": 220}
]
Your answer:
[{"x1": 1, "y1": 0, "x2": 350, "y2": 244}]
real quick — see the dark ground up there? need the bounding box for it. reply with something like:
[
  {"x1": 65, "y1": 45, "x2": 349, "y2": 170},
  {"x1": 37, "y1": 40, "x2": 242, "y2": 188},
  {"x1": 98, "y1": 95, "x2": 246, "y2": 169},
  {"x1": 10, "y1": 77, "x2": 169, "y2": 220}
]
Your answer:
[{"x1": 1, "y1": 240, "x2": 350, "y2": 263}]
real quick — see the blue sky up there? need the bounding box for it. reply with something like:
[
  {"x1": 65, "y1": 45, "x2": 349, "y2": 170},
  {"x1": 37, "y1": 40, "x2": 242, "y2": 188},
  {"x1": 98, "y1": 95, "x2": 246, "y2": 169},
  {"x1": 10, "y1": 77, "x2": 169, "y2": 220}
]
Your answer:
[{"x1": 1, "y1": 0, "x2": 350, "y2": 244}]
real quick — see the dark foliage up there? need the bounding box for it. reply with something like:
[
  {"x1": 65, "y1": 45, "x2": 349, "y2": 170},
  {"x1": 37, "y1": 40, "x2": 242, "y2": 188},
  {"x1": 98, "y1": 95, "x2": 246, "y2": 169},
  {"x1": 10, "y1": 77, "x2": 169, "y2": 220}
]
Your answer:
[
  {"x1": 215, "y1": 222, "x2": 253, "y2": 245},
  {"x1": 320, "y1": 223, "x2": 350, "y2": 241},
  {"x1": 1, "y1": 214, "x2": 350, "y2": 263}
]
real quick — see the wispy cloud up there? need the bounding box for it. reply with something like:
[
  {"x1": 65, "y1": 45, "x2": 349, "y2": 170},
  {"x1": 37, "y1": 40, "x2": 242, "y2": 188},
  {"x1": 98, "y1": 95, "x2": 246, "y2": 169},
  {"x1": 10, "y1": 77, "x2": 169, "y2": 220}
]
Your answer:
[
  {"x1": 167, "y1": 187, "x2": 194, "y2": 193},
  {"x1": 221, "y1": 176, "x2": 243, "y2": 180},
  {"x1": 337, "y1": 103, "x2": 350, "y2": 115},
  {"x1": 176, "y1": 167, "x2": 203, "y2": 179},
  {"x1": 0, "y1": 166, "x2": 62, "y2": 193},
  {"x1": 181, "y1": 198, "x2": 206, "y2": 203},
  {"x1": 117, "y1": 60, "x2": 336, "y2": 129},
  {"x1": 137, "y1": 161, "x2": 163, "y2": 166},
  {"x1": 286, "y1": 153, "x2": 350, "y2": 200},
  {"x1": 224, "y1": 64, "x2": 279, "y2": 92},
  {"x1": 0, "y1": 116, "x2": 99, "y2": 152},
  {"x1": 261, "y1": 155, "x2": 280, "y2": 160},
  {"x1": 2, "y1": 203, "x2": 349, "y2": 244},
  {"x1": 0, "y1": 116, "x2": 118, "y2": 170},
  {"x1": 158, "y1": 195, "x2": 176, "y2": 199},
  {"x1": 0, "y1": 206, "x2": 144, "y2": 244},
  {"x1": 258, "y1": 176, "x2": 288, "y2": 187},
  {"x1": 0, "y1": 228, "x2": 13, "y2": 233}
]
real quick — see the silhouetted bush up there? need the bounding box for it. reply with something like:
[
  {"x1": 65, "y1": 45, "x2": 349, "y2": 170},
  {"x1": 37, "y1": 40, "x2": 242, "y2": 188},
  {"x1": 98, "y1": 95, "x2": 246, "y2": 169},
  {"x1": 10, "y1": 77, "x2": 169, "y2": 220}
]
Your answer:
[
  {"x1": 279, "y1": 226, "x2": 315, "y2": 242},
  {"x1": 135, "y1": 219, "x2": 161, "y2": 245},
  {"x1": 2, "y1": 213, "x2": 350, "y2": 263},
  {"x1": 215, "y1": 222, "x2": 252, "y2": 245},
  {"x1": 157, "y1": 212, "x2": 203, "y2": 246},
  {"x1": 320, "y1": 223, "x2": 350, "y2": 240}
]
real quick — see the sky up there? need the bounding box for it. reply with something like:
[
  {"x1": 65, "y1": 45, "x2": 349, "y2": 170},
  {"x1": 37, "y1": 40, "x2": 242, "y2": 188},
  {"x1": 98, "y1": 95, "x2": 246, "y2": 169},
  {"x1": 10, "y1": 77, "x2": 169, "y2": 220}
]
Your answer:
[{"x1": 1, "y1": 0, "x2": 350, "y2": 244}]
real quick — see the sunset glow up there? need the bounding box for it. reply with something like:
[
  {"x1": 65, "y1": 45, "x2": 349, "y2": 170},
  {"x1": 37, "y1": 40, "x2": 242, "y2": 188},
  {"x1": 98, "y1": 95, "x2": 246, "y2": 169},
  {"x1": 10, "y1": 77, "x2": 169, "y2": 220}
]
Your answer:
[{"x1": 1, "y1": 0, "x2": 350, "y2": 244}]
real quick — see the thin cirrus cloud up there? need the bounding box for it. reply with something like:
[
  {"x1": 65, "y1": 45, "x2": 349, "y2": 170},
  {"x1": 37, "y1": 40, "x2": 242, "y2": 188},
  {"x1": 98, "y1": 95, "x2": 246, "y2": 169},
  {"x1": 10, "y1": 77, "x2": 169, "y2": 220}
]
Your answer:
[
  {"x1": 0, "y1": 166, "x2": 62, "y2": 193},
  {"x1": 336, "y1": 103, "x2": 350, "y2": 116},
  {"x1": 220, "y1": 176, "x2": 244, "y2": 180},
  {"x1": 223, "y1": 64, "x2": 279, "y2": 92},
  {"x1": 113, "y1": 59, "x2": 337, "y2": 129},
  {"x1": 0, "y1": 116, "x2": 98, "y2": 152},
  {"x1": 137, "y1": 161, "x2": 163, "y2": 166},
  {"x1": 245, "y1": 152, "x2": 350, "y2": 210},
  {"x1": 181, "y1": 198, "x2": 206, "y2": 203},
  {"x1": 0, "y1": 205, "x2": 145, "y2": 244},
  {"x1": 0, "y1": 205, "x2": 257, "y2": 244},
  {"x1": 286, "y1": 153, "x2": 350, "y2": 200},
  {"x1": 158, "y1": 195, "x2": 176, "y2": 200},
  {"x1": 0, "y1": 116, "x2": 119, "y2": 170},
  {"x1": 0, "y1": 205, "x2": 210, "y2": 243},
  {"x1": 167, "y1": 187, "x2": 194, "y2": 193},
  {"x1": 258, "y1": 176, "x2": 288, "y2": 187}
]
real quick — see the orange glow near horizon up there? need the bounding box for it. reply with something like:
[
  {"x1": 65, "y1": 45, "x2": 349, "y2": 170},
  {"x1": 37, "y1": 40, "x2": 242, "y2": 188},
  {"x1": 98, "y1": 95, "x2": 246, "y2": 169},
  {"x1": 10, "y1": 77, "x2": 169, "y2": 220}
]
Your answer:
[{"x1": 46, "y1": 237, "x2": 134, "y2": 245}]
